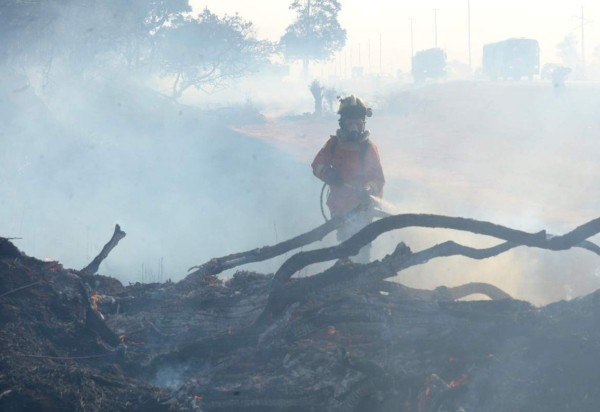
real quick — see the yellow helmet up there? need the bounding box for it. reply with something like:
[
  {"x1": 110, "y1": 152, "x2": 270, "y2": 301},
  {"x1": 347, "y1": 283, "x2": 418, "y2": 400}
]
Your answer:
[{"x1": 337, "y1": 94, "x2": 373, "y2": 119}]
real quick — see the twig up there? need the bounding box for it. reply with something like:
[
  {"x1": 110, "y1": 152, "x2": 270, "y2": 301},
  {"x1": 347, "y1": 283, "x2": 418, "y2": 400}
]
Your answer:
[
  {"x1": 14, "y1": 353, "x2": 108, "y2": 360},
  {"x1": 0, "y1": 281, "x2": 42, "y2": 298}
]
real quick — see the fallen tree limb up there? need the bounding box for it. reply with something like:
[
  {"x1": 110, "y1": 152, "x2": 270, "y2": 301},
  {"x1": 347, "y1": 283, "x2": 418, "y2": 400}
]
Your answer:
[
  {"x1": 259, "y1": 241, "x2": 512, "y2": 320},
  {"x1": 435, "y1": 282, "x2": 513, "y2": 301},
  {"x1": 374, "y1": 281, "x2": 512, "y2": 301},
  {"x1": 260, "y1": 214, "x2": 600, "y2": 320},
  {"x1": 81, "y1": 225, "x2": 126, "y2": 275},
  {"x1": 182, "y1": 215, "x2": 345, "y2": 283},
  {"x1": 274, "y1": 214, "x2": 600, "y2": 282}
]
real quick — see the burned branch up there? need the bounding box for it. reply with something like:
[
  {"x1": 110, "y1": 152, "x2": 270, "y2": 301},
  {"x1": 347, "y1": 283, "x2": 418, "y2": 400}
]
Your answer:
[
  {"x1": 373, "y1": 281, "x2": 512, "y2": 301},
  {"x1": 260, "y1": 215, "x2": 600, "y2": 319},
  {"x1": 81, "y1": 224, "x2": 126, "y2": 275},
  {"x1": 183, "y1": 215, "x2": 345, "y2": 283},
  {"x1": 274, "y1": 214, "x2": 600, "y2": 282}
]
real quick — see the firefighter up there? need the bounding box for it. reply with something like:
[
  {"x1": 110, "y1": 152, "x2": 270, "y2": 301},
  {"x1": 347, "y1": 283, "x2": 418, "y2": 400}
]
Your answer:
[{"x1": 312, "y1": 95, "x2": 385, "y2": 263}]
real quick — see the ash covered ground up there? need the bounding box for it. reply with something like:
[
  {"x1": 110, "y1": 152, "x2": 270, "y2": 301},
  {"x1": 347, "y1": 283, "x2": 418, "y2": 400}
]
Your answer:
[{"x1": 2, "y1": 237, "x2": 600, "y2": 412}]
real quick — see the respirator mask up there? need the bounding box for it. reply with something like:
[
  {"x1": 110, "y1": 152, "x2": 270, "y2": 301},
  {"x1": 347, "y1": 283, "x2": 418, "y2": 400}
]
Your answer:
[{"x1": 343, "y1": 118, "x2": 365, "y2": 142}]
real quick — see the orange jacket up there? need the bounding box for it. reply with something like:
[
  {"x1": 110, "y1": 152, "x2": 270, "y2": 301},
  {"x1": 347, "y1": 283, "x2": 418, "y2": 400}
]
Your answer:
[{"x1": 312, "y1": 135, "x2": 385, "y2": 217}]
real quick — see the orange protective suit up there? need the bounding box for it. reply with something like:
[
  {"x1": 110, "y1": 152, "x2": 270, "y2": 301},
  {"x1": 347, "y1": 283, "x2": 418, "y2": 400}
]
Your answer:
[{"x1": 312, "y1": 132, "x2": 385, "y2": 217}]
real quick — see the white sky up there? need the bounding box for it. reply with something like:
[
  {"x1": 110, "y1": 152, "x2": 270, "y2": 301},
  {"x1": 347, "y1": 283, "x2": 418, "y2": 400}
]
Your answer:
[{"x1": 191, "y1": 1, "x2": 599, "y2": 75}]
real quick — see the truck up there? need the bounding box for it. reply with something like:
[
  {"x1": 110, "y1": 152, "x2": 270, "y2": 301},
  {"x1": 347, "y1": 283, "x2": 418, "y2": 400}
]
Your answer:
[
  {"x1": 411, "y1": 48, "x2": 446, "y2": 83},
  {"x1": 482, "y1": 38, "x2": 540, "y2": 80}
]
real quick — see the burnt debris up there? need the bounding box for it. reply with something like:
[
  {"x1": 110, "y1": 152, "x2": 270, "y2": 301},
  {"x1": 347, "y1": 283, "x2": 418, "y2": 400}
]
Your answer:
[{"x1": 2, "y1": 215, "x2": 600, "y2": 411}]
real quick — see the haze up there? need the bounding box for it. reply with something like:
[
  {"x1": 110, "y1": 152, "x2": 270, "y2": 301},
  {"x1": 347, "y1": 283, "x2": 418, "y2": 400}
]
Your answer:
[
  {"x1": 1, "y1": 0, "x2": 600, "y2": 306},
  {"x1": 196, "y1": 0, "x2": 600, "y2": 74}
]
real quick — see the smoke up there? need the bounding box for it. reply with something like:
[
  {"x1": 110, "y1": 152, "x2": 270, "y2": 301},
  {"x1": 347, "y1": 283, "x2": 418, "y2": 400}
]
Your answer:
[
  {"x1": 2, "y1": 3, "x2": 600, "y2": 306},
  {"x1": 0, "y1": 62, "x2": 323, "y2": 283},
  {"x1": 369, "y1": 81, "x2": 600, "y2": 305}
]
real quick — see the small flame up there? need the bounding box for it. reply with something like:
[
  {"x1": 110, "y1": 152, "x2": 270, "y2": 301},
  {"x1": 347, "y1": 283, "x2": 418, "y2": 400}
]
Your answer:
[
  {"x1": 90, "y1": 291, "x2": 100, "y2": 311},
  {"x1": 327, "y1": 326, "x2": 337, "y2": 335},
  {"x1": 448, "y1": 374, "x2": 468, "y2": 388},
  {"x1": 193, "y1": 394, "x2": 203, "y2": 401},
  {"x1": 119, "y1": 335, "x2": 126, "y2": 343}
]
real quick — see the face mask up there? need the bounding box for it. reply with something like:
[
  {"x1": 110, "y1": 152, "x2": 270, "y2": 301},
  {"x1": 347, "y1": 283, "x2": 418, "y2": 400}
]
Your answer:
[
  {"x1": 347, "y1": 124, "x2": 361, "y2": 141},
  {"x1": 343, "y1": 119, "x2": 364, "y2": 141}
]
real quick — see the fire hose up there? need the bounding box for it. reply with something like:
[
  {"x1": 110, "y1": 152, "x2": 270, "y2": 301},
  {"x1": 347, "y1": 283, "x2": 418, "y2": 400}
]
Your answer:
[{"x1": 319, "y1": 182, "x2": 397, "y2": 222}]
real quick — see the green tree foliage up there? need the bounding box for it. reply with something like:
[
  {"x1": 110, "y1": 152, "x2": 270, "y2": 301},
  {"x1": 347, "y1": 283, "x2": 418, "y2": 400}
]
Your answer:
[
  {"x1": 279, "y1": 0, "x2": 346, "y2": 76},
  {"x1": 155, "y1": 9, "x2": 273, "y2": 99}
]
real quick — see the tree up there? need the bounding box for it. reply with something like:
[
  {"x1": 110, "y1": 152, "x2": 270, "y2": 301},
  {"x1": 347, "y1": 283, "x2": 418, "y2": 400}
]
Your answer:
[
  {"x1": 279, "y1": 0, "x2": 346, "y2": 79},
  {"x1": 155, "y1": 9, "x2": 273, "y2": 99},
  {"x1": 556, "y1": 34, "x2": 580, "y2": 68},
  {"x1": 0, "y1": 0, "x2": 190, "y2": 78}
]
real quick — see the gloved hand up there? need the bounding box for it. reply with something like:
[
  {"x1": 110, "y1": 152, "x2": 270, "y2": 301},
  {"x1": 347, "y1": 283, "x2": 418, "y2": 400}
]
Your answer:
[{"x1": 322, "y1": 166, "x2": 342, "y2": 186}]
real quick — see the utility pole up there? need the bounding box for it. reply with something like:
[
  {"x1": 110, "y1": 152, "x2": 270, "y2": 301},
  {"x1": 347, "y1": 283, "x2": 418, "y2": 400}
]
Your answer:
[
  {"x1": 434, "y1": 9, "x2": 438, "y2": 48},
  {"x1": 581, "y1": 6, "x2": 585, "y2": 66},
  {"x1": 572, "y1": 6, "x2": 592, "y2": 69},
  {"x1": 368, "y1": 39, "x2": 371, "y2": 73},
  {"x1": 467, "y1": 0, "x2": 472, "y2": 68},
  {"x1": 379, "y1": 33, "x2": 383, "y2": 74},
  {"x1": 358, "y1": 43, "x2": 362, "y2": 67},
  {"x1": 410, "y1": 18, "x2": 415, "y2": 58}
]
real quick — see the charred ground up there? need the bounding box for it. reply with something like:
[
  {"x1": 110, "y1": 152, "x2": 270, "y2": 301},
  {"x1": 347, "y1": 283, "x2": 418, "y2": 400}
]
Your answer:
[{"x1": 2, "y1": 237, "x2": 600, "y2": 412}]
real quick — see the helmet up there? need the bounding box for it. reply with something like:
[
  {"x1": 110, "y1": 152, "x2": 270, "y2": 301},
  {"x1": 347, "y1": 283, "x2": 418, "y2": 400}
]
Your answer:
[{"x1": 337, "y1": 94, "x2": 373, "y2": 119}]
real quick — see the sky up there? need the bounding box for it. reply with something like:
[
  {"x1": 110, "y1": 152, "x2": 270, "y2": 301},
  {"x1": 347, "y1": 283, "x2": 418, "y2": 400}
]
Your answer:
[{"x1": 192, "y1": 0, "x2": 600, "y2": 76}]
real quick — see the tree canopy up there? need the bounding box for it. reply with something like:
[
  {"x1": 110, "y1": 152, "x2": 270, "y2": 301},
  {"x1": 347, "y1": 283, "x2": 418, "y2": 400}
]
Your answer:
[
  {"x1": 0, "y1": 1, "x2": 273, "y2": 98},
  {"x1": 279, "y1": 0, "x2": 346, "y2": 75},
  {"x1": 155, "y1": 9, "x2": 273, "y2": 98}
]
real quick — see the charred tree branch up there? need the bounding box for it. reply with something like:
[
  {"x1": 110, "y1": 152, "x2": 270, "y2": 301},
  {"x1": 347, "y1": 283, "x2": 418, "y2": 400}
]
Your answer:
[
  {"x1": 373, "y1": 281, "x2": 512, "y2": 301},
  {"x1": 183, "y1": 216, "x2": 345, "y2": 283},
  {"x1": 434, "y1": 282, "x2": 513, "y2": 301},
  {"x1": 81, "y1": 225, "x2": 126, "y2": 275},
  {"x1": 274, "y1": 214, "x2": 600, "y2": 282},
  {"x1": 261, "y1": 219, "x2": 600, "y2": 319}
]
